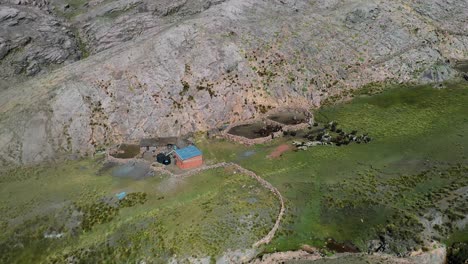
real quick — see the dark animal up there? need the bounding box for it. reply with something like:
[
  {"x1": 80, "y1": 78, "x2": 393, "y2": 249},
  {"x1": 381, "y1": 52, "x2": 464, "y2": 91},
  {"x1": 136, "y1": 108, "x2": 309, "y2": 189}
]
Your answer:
[{"x1": 255, "y1": 125, "x2": 282, "y2": 137}]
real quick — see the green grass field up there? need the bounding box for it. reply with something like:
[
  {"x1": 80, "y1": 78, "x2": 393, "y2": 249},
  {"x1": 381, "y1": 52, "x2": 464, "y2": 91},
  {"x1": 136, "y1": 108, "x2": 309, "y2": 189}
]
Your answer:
[{"x1": 1, "y1": 81, "x2": 467, "y2": 262}]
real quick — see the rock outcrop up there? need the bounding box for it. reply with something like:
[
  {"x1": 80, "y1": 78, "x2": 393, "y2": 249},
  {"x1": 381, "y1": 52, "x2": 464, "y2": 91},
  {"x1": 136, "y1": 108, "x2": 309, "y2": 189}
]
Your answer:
[
  {"x1": 51, "y1": 0, "x2": 229, "y2": 54},
  {"x1": 0, "y1": 3, "x2": 81, "y2": 89},
  {"x1": 0, "y1": 0, "x2": 467, "y2": 166}
]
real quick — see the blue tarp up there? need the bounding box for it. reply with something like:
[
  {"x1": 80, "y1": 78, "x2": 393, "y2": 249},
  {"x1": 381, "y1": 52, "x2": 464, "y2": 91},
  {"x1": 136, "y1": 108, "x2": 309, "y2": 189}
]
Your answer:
[
  {"x1": 174, "y1": 145, "x2": 202, "y2": 161},
  {"x1": 116, "y1": 192, "x2": 127, "y2": 200}
]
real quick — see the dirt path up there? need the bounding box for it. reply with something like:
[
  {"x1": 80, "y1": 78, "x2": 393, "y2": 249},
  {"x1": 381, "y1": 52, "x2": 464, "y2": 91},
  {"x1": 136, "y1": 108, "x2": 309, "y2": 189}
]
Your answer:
[
  {"x1": 268, "y1": 144, "x2": 291, "y2": 159},
  {"x1": 149, "y1": 161, "x2": 285, "y2": 248}
]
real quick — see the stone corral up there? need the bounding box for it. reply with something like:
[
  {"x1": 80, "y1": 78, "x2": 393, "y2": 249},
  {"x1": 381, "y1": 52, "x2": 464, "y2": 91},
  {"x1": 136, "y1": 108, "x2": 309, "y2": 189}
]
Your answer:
[
  {"x1": 112, "y1": 158, "x2": 286, "y2": 250},
  {"x1": 223, "y1": 108, "x2": 312, "y2": 145}
]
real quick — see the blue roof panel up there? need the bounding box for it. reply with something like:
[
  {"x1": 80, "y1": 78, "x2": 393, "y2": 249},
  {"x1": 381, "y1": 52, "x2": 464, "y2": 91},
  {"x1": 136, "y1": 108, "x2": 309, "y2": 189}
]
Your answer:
[{"x1": 175, "y1": 145, "x2": 202, "y2": 160}]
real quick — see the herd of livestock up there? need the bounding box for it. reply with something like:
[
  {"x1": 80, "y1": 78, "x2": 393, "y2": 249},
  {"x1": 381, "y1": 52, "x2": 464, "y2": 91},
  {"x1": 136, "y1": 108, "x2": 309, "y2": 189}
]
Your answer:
[{"x1": 291, "y1": 121, "x2": 372, "y2": 150}]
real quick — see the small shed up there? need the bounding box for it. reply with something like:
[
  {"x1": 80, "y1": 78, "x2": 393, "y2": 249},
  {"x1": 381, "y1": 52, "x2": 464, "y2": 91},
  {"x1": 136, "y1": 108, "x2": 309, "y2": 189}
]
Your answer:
[
  {"x1": 158, "y1": 137, "x2": 179, "y2": 147},
  {"x1": 140, "y1": 137, "x2": 178, "y2": 152},
  {"x1": 174, "y1": 145, "x2": 203, "y2": 170},
  {"x1": 140, "y1": 138, "x2": 159, "y2": 152}
]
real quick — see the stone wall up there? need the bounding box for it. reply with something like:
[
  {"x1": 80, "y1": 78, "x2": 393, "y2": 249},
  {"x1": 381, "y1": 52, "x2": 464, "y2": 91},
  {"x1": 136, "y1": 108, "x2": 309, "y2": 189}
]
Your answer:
[
  {"x1": 222, "y1": 107, "x2": 313, "y2": 146},
  {"x1": 106, "y1": 154, "x2": 286, "y2": 249},
  {"x1": 106, "y1": 153, "x2": 144, "y2": 165}
]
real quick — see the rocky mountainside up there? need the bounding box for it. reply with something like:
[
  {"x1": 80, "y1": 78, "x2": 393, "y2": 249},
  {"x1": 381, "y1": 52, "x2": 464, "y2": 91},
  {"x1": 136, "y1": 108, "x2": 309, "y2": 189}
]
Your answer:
[
  {"x1": 0, "y1": 2, "x2": 82, "y2": 89},
  {"x1": 0, "y1": 0, "x2": 467, "y2": 166}
]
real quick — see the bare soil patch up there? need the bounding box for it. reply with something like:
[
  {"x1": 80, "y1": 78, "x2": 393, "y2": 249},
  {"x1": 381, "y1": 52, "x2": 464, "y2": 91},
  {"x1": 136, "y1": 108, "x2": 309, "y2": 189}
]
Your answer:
[
  {"x1": 110, "y1": 144, "x2": 140, "y2": 159},
  {"x1": 228, "y1": 122, "x2": 282, "y2": 139},
  {"x1": 268, "y1": 111, "x2": 308, "y2": 125},
  {"x1": 269, "y1": 144, "x2": 291, "y2": 159}
]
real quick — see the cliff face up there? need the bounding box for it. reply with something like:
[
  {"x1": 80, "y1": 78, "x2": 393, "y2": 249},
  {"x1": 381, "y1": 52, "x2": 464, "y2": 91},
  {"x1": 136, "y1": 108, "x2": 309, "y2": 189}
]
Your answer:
[{"x1": 0, "y1": 0, "x2": 467, "y2": 166}]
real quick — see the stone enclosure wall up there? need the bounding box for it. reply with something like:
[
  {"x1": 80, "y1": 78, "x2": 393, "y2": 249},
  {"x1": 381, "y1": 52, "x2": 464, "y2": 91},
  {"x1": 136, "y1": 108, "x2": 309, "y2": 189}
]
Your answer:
[
  {"x1": 105, "y1": 154, "x2": 286, "y2": 249},
  {"x1": 222, "y1": 107, "x2": 313, "y2": 146}
]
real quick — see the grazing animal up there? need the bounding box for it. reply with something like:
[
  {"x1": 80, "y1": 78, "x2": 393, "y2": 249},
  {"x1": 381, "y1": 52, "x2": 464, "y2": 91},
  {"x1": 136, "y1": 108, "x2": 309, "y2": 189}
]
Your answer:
[
  {"x1": 293, "y1": 141, "x2": 304, "y2": 146},
  {"x1": 298, "y1": 146, "x2": 308, "y2": 151}
]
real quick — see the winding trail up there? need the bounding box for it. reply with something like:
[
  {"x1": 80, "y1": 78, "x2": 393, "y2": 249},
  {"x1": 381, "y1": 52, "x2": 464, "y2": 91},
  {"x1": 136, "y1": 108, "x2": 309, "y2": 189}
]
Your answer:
[{"x1": 150, "y1": 161, "x2": 285, "y2": 248}]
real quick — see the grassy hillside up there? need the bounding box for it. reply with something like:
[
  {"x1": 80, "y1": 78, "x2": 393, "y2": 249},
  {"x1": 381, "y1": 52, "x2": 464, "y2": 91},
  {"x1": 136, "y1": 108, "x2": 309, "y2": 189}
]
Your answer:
[
  {"x1": 0, "y1": 162, "x2": 278, "y2": 262},
  {"x1": 1, "y1": 81, "x2": 467, "y2": 262},
  {"x1": 198, "y1": 82, "x2": 468, "y2": 253}
]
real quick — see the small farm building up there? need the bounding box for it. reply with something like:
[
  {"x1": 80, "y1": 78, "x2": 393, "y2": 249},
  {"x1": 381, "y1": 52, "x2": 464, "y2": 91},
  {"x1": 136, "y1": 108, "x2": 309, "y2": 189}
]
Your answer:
[
  {"x1": 174, "y1": 145, "x2": 203, "y2": 170},
  {"x1": 140, "y1": 138, "x2": 159, "y2": 152},
  {"x1": 140, "y1": 137, "x2": 179, "y2": 152}
]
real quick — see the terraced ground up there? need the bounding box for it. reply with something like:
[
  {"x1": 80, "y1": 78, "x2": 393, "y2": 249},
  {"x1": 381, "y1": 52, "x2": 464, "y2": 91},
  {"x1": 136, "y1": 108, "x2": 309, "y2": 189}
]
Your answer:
[{"x1": 1, "y1": 81, "x2": 467, "y2": 262}]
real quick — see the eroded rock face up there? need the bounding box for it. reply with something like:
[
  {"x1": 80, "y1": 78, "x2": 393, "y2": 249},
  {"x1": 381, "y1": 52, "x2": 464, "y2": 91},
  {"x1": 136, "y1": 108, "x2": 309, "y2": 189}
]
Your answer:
[
  {"x1": 0, "y1": 3, "x2": 81, "y2": 89},
  {"x1": 47, "y1": 0, "x2": 229, "y2": 54},
  {"x1": 0, "y1": 0, "x2": 467, "y2": 166}
]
